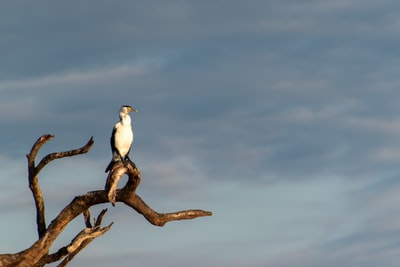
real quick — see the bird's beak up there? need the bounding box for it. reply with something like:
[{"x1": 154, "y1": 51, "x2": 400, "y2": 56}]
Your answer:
[{"x1": 130, "y1": 107, "x2": 138, "y2": 113}]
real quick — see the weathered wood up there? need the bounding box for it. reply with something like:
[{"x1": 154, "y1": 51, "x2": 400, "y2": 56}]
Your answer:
[
  {"x1": 0, "y1": 135, "x2": 212, "y2": 266},
  {"x1": 26, "y1": 135, "x2": 94, "y2": 239}
]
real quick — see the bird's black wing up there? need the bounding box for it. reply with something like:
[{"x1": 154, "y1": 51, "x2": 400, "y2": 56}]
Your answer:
[
  {"x1": 105, "y1": 126, "x2": 118, "y2": 173},
  {"x1": 110, "y1": 126, "x2": 117, "y2": 154}
]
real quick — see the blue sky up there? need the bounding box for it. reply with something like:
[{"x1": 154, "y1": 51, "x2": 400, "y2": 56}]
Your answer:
[{"x1": 2, "y1": 1, "x2": 400, "y2": 266}]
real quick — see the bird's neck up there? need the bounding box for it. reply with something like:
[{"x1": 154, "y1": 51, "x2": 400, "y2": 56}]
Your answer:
[{"x1": 119, "y1": 113, "x2": 131, "y2": 126}]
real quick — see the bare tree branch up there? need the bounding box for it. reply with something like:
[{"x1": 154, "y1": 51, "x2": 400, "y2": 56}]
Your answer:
[
  {"x1": 57, "y1": 223, "x2": 113, "y2": 267},
  {"x1": 83, "y1": 209, "x2": 92, "y2": 228},
  {"x1": 67, "y1": 225, "x2": 113, "y2": 253},
  {"x1": 13, "y1": 162, "x2": 211, "y2": 266},
  {"x1": 0, "y1": 135, "x2": 212, "y2": 267},
  {"x1": 36, "y1": 136, "x2": 94, "y2": 174},
  {"x1": 25, "y1": 134, "x2": 94, "y2": 238},
  {"x1": 93, "y1": 209, "x2": 108, "y2": 227},
  {"x1": 105, "y1": 160, "x2": 139, "y2": 206},
  {"x1": 34, "y1": 210, "x2": 112, "y2": 267},
  {"x1": 26, "y1": 134, "x2": 54, "y2": 238},
  {"x1": 111, "y1": 161, "x2": 212, "y2": 226},
  {"x1": 57, "y1": 208, "x2": 112, "y2": 267},
  {"x1": 26, "y1": 134, "x2": 55, "y2": 167}
]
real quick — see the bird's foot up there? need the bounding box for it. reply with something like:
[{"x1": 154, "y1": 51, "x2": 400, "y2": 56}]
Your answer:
[{"x1": 122, "y1": 159, "x2": 129, "y2": 167}]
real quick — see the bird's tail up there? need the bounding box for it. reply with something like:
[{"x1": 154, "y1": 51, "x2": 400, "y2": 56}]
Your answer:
[{"x1": 105, "y1": 160, "x2": 116, "y2": 173}]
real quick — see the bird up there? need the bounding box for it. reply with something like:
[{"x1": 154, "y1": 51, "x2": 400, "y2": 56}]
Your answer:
[{"x1": 105, "y1": 105, "x2": 137, "y2": 172}]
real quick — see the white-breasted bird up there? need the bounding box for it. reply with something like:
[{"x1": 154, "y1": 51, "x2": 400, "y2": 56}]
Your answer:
[{"x1": 105, "y1": 105, "x2": 137, "y2": 172}]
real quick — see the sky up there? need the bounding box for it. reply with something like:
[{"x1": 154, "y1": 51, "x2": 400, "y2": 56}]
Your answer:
[{"x1": 2, "y1": 0, "x2": 400, "y2": 266}]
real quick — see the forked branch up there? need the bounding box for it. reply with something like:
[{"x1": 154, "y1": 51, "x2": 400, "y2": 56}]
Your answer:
[
  {"x1": 35, "y1": 210, "x2": 112, "y2": 267},
  {"x1": 26, "y1": 134, "x2": 94, "y2": 238}
]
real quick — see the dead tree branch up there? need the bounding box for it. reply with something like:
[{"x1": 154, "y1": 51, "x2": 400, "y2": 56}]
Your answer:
[
  {"x1": 0, "y1": 134, "x2": 212, "y2": 267},
  {"x1": 56, "y1": 209, "x2": 112, "y2": 267},
  {"x1": 26, "y1": 134, "x2": 94, "y2": 238},
  {"x1": 34, "y1": 210, "x2": 112, "y2": 267}
]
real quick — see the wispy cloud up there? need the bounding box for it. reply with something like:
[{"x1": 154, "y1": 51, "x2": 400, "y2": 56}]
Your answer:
[{"x1": 0, "y1": 60, "x2": 164, "y2": 91}]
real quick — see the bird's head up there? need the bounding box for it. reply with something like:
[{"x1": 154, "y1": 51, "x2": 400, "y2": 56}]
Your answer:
[{"x1": 120, "y1": 105, "x2": 138, "y2": 114}]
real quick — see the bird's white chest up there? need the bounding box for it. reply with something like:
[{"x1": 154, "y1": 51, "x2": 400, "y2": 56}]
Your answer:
[{"x1": 114, "y1": 123, "x2": 133, "y2": 157}]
